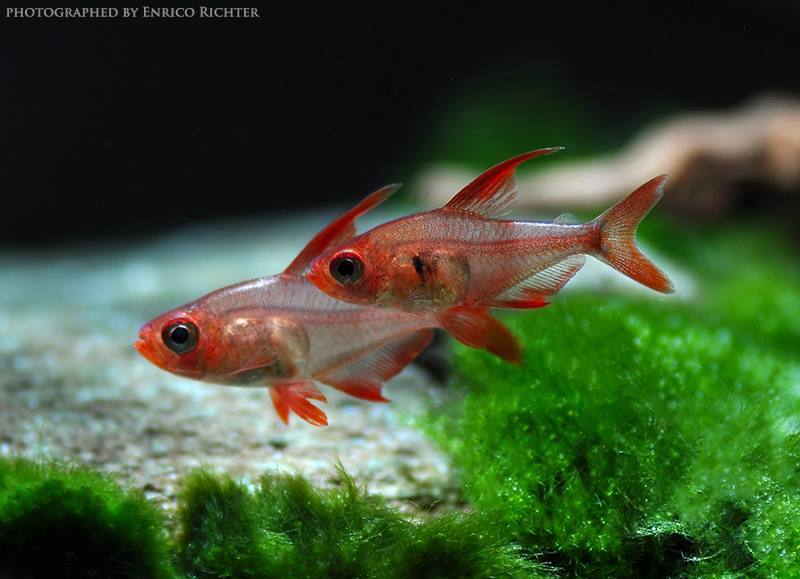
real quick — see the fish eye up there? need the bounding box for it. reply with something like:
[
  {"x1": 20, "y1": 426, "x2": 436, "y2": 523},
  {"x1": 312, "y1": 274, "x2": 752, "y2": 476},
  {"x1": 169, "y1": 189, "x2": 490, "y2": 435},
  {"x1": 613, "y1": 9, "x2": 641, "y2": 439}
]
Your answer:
[
  {"x1": 330, "y1": 253, "x2": 363, "y2": 285},
  {"x1": 161, "y1": 319, "x2": 199, "y2": 355}
]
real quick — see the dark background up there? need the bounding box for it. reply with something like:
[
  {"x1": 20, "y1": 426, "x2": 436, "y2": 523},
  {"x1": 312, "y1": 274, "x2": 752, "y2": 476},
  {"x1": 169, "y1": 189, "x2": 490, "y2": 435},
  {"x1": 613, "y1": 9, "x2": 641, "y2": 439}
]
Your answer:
[{"x1": 3, "y1": 2, "x2": 799, "y2": 246}]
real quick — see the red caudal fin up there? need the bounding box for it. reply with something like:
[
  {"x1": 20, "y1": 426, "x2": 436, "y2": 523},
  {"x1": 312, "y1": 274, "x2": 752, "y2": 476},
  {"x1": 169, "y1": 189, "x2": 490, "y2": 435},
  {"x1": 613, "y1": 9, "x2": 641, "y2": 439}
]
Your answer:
[
  {"x1": 316, "y1": 329, "x2": 435, "y2": 402},
  {"x1": 269, "y1": 381, "x2": 329, "y2": 427},
  {"x1": 592, "y1": 175, "x2": 675, "y2": 294},
  {"x1": 283, "y1": 183, "x2": 400, "y2": 275},
  {"x1": 437, "y1": 306, "x2": 522, "y2": 364},
  {"x1": 443, "y1": 148, "x2": 563, "y2": 218}
]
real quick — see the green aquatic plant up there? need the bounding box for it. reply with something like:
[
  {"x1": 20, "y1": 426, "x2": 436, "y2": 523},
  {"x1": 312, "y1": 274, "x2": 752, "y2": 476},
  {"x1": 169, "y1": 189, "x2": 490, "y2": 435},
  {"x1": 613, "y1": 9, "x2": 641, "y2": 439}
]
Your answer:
[
  {"x1": 424, "y1": 239, "x2": 800, "y2": 577},
  {"x1": 0, "y1": 458, "x2": 176, "y2": 578},
  {"x1": 176, "y1": 468, "x2": 546, "y2": 579},
  {"x1": 0, "y1": 457, "x2": 545, "y2": 578}
]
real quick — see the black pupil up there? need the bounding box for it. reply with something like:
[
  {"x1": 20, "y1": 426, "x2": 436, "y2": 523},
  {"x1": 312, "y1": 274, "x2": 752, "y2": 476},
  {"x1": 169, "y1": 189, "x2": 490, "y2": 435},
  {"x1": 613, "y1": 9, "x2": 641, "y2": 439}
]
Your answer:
[
  {"x1": 337, "y1": 258, "x2": 356, "y2": 278},
  {"x1": 170, "y1": 325, "x2": 190, "y2": 344},
  {"x1": 162, "y1": 321, "x2": 198, "y2": 355}
]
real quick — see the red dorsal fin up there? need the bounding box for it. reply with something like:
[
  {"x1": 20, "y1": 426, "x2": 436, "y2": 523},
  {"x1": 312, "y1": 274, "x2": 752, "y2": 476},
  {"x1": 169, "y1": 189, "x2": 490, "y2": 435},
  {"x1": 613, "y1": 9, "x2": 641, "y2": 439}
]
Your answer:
[
  {"x1": 437, "y1": 306, "x2": 522, "y2": 364},
  {"x1": 315, "y1": 329, "x2": 435, "y2": 402},
  {"x1": 283, "y1": 183, "x2": 400, "y2": 275},
  {"x1": 443, "y1": 148, "x2": 562, "y2": 218},
  {"x1": 269, "y1": 381, "x2": 328, "y2": 427}
]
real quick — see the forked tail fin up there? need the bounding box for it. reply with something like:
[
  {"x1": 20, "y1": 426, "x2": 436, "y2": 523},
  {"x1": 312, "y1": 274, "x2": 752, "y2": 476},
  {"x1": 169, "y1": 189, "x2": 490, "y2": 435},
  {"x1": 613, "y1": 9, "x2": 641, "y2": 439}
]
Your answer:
[{"x1": 592, "y1": 175, "x2": 675, "y2": 294}]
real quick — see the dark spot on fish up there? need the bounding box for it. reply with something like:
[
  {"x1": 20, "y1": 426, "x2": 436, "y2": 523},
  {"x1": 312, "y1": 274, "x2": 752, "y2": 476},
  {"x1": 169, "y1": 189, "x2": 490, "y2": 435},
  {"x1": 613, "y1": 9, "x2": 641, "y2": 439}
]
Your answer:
[{"x1": 412, "y1": 254, "x2": 425, "y2": 279}]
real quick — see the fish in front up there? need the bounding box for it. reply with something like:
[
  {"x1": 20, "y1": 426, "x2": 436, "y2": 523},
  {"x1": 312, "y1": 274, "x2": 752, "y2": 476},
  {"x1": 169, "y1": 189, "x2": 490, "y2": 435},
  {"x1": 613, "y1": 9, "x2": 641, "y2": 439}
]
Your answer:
[
  {"x1": 306, "y1": 148, "x2": 675, "y2": 364},
  {"x1": 135, "y1": 186, "x2": 437, "y2": 427}
]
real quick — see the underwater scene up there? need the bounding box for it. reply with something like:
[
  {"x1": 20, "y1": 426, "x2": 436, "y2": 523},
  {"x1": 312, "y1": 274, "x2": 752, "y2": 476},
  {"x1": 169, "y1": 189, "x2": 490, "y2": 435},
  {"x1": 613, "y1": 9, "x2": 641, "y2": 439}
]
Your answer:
[{"x1": 3, "y1": 5, "x2": 800, "y2": 578}]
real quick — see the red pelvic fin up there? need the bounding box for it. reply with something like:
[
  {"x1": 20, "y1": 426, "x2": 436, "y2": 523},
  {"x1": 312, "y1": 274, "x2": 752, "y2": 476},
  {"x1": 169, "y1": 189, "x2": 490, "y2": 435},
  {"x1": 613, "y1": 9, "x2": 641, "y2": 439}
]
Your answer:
[
  {"x1": 592, "y1": 175, "x2": 675, "y2": 294},
  {"x1": 437, "y1": 306, "x2": 522, "y2": 364},
  {"x1": 269, "y1": 381, "x2": 329, "y2": 427},
  {"x1": 283, "y1": 183, "x2": 400, "y2": 275},
  {"x1": 443, "y1": 148, "x2": 562, "y2": 218},
  {"x1": 316, "y1": 328, "x2": 435, "y2": 402}
]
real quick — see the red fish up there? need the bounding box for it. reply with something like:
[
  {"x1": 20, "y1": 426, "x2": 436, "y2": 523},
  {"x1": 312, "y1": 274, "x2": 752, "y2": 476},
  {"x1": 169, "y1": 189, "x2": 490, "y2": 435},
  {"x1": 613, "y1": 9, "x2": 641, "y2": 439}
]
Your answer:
[
  {"x1": 306, "y1": 148, "x2": 674, "y2": 364},
  {"x1": 135, "y1": 186, "x2": 438, "y2": 427}
]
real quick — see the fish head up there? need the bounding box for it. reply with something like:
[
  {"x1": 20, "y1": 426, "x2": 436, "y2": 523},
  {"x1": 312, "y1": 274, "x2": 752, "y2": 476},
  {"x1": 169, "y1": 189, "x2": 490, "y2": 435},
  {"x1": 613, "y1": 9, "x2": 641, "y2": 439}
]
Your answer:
[
  {"x1": 134, "y1": 304, "x2": 227, "y2": 381},
  {"x1": 306, "y1": 237, "x2": 393, "y2": 308},
  {"x1": 307, "y1": 234, "x2": 467, "y2": 313}
]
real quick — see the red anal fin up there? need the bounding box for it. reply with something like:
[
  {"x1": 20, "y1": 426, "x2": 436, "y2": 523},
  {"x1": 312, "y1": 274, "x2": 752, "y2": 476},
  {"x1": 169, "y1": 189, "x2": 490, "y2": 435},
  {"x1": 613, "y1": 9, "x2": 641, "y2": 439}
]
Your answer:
[
  {"x1": 316, "y1": 328, "x2": 435, "y2": 402},
  {"x1": 443, "y1": 148, "x2": 562, "y2": 218},
  {"x1": 486, "y1": 255, "x2": 585, "y2": 309},
  {"x1": 437, "y1": 306, "x2": 522, "y2": 364},
  {"x1": 283, "y1": 183, "x2": 400, "y2": 275},
  {"x1": 486, "y1": 295, "x2": 551, "y2": 309},
  {"x1": 269, "y1": 381, "x2": 328, "y2": 427},
  {"x1": 325, "y1": 381, "x2": 389, "y2": 403}
]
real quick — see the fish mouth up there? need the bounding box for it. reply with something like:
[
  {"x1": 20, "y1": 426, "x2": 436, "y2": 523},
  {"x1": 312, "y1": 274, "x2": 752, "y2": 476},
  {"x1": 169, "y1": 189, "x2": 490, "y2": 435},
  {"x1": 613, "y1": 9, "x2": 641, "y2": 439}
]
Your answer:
[
  {"x1": 134, "y1": 332, "x2": 155, "y2": 362},
  {"x1": 133, "y1": 331, "x2": 204, "y2": 378}
]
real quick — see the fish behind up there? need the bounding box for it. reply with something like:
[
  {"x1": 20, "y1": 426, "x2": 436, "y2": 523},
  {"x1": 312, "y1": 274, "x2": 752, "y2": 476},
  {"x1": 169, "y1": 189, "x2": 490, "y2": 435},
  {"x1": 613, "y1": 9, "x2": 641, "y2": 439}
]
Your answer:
[
  {"x1": 306, "y1": 148, "x2": 674, "y2": 364},
  {"x1": 135, "y1": 186, "x2": 438, "y2": 427}
]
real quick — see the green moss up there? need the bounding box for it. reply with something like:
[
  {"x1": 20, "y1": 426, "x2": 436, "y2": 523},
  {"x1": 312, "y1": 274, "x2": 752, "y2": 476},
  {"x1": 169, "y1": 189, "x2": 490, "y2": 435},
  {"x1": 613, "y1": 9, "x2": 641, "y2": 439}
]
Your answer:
[
  {"x1": 0, "y1": 457, "x2": 545, "y2": 578},
  {"x1": 0, "y1": 458, "x2": 176, "y2": 579},
  {"x1": 644, "y1": 221, "x2": 800, "y2": 359},
  {"x1": 176, "y1": 468, "x2": 546, "y2": 578},
  {"x1": 424, "y1": 225, "x2": 800, "y2": 576}
]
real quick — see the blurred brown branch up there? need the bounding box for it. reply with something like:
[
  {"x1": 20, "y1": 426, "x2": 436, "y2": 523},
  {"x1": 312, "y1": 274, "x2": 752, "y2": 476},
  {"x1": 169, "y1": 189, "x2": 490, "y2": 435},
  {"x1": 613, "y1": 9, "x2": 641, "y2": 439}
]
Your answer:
[{"x1": 415, "y1": 95, "x2": 800, "y2": 217}]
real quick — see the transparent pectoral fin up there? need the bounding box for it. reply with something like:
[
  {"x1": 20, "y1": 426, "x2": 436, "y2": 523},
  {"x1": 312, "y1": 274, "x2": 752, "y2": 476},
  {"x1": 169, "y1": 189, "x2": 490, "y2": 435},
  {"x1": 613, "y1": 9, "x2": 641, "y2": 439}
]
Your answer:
[
  {"x1": 224, "y1": 314, "x2": 310, "y2": 381},
  {"x1": 235, "y1": 347, "x2": 279, "y2": 374}
]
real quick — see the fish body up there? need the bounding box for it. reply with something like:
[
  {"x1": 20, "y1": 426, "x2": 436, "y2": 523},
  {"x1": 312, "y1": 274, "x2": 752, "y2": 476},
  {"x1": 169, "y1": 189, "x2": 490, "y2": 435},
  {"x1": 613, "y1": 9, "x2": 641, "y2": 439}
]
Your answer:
[
  {"x1": 306, "y1": 149, "x2": 675, "y2": 363},
  {"x1": 135, "y1": 186, "x2": 437, "y2": 426},
  {"x1": 336, "y1": 210, "x2": 600, "y2": 311}
]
